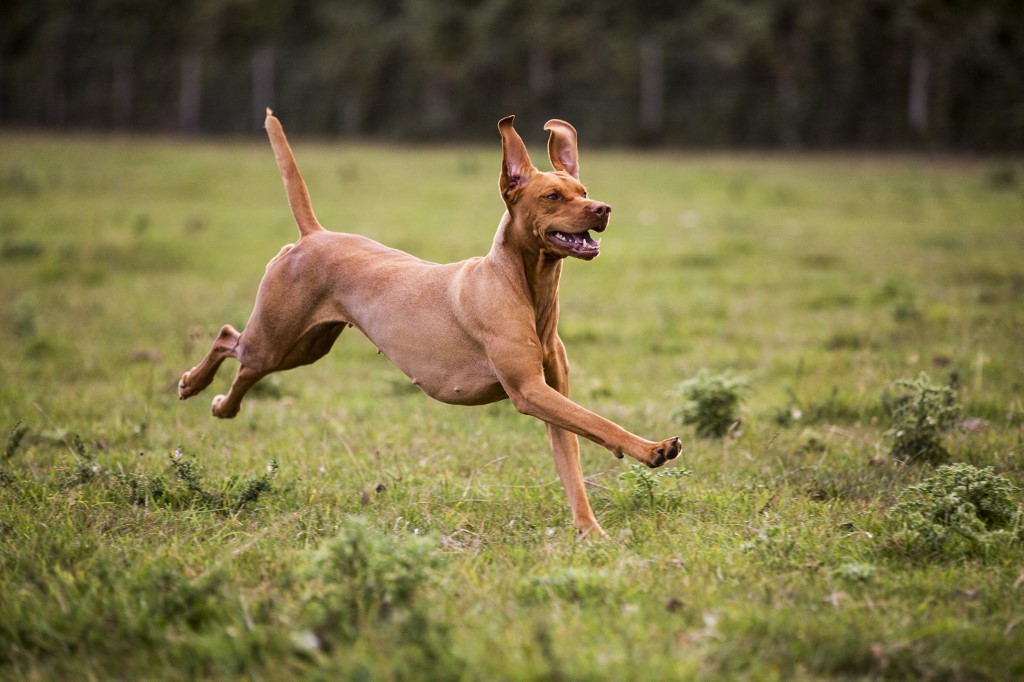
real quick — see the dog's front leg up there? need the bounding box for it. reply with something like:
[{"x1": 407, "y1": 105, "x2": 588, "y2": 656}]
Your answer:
[
  {"x1": 543, "y1": 340, "x2": 605, "y2": 539},
  {"x1": 491, "y1": 340, "x2": 681, "y2": 469}
]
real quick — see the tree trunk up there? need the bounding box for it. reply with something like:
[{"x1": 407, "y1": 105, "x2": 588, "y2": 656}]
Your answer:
[
  {"x1": 638, "y1": 36, "x2": 664, "y2": 136},
  {"x1": 251, "y1": 46, "x2": 274, "y2": 130},
  {"x1": 908, "y1": 46, "x2": 931, "y2": 139},
  {"x1": 112, "y1": 50, "x2": 133, "y2": 129},
  {"x1": 179, "y1": 51, "x2": 202, "y2": 133}
]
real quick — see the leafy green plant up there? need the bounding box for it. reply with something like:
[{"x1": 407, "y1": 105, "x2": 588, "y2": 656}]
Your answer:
[
  {"x1": 889, "y1": 463, "x2": 1022, "y2": 558},
  {"x1": 884, "y1": 373, "x2": 960, "y2": 463},
  {"x1": 618, "y1": 463, "x2": 693, "y2": 510},
  {"x1": 61, "y1": 434, "x2": 100, "y2": 487},
  {"x1": 5, "y1": 421, "x2": 29, "y2": 459},
  {"x1": 675, "y1": 369, "x2": 750, "y2": 438},
  {"x1": 165, "y1": 449, "x2": 280, "y2": 512},
  {"x1": 299, "y1": 516, "x2": 442, "y2": 647},
  {"x1": 63, "y1": 445, "x2": 280, "y2": 513}
]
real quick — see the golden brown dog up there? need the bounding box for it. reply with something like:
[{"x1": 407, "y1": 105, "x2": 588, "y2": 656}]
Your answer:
[{"x1": 179, "y1": 110, "x2": 681, "y2": 537}]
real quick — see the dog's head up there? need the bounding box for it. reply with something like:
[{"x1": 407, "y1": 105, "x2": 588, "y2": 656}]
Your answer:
[{"x1": 497, "y1": 116, "x2": 610, "y2": 261}]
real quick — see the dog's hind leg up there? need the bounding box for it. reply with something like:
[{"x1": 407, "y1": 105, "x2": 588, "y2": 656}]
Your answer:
[
  {"x1": 204, "y1": 320, "x2": 347, "y2": 418},
  {"x1": 210, "y1": 364, "x2": 265, "y2": 418},
  {"x1": 179, "y1": 324, "x2": 241, "y2": 400}
]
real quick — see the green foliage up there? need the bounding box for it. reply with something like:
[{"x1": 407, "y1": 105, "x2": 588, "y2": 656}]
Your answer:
[
  {"x1": 5, "y1": 3, "x2": 1023, "y2": 149},
  {"x1": 296, "y1": 517, "x2": 463, "y2": 677},
  {"x1": 773, "y1": 386, "x2": 865, "y2": 426},
  {"x1": 618, "y1": 463, "x2": 693, "y2": 510},
  {"x1": 675, "y1": 369, "x2": 749, "y2": 438},
  {"x1": 889, "y1": 464, "x2": 1022, "y2": 558},
  {"x1": 62, "y1": 444, "x2": 280, "y2": 513},
  {"x1": 4, "y1": 421, "x2": 29, "y2": 460},
  {"x1": 832, "y1": 561, "x2": 877, "y2": 582},
  {"x1": 518, "y1": 568, "x2": 611, "y2": 604},
  {"x1": 885, "y1": 373, "x2": 960, "y2": 463},
  {"x1": 300, "y1": 516, "x2": 442, "y2": 645}
]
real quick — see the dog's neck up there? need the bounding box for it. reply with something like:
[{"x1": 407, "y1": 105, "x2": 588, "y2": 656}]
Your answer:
[{"x1": 488, "y1": 211, "x2": 562, "y2": 342}]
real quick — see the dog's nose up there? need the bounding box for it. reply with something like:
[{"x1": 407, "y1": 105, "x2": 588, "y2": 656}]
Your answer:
[{"x1": 588, "y1": 201, "x2": 610, "y2": 232}]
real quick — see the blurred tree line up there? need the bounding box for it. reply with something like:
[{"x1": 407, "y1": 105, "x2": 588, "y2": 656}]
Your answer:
[{"x1": 2, "y1": 0, "x2": 1021, "y2": 149}]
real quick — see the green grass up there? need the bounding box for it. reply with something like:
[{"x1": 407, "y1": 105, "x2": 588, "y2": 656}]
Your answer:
[{"x1": 2, "y1": 130, "x2": 1023, "y2": 679}]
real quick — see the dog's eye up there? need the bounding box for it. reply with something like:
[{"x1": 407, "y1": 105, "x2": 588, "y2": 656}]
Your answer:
[{"x1": 544, "y1": 192, "x2": 560, "y2": 201}]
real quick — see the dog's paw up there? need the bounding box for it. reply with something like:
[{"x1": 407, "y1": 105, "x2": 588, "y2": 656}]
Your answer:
[
  {"x1": 211, "y1": 394, "x2": 238, "y2": 419},
  {"x1": 645, "y1": 436, "x2": 682, "y2": 469},
  {"x1": 576, "y1": 522, "x2": 609, "y2": 541},
  {"x1": 178, "y1": 371, "x2": 194, "y2": 399}
]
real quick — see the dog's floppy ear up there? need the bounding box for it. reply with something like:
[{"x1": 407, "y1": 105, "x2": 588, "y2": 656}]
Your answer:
[
  {"x1": 498, "y1": 115, "x2": 536, "y2": 202},
  {"x1": 544, "y1": 119, "x2": 579, "y2": 180}
]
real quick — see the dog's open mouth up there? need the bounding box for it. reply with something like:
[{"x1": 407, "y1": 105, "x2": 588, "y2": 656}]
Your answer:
[{"x1": 547, "y1": 230, "x2": 601, "y2": 259}]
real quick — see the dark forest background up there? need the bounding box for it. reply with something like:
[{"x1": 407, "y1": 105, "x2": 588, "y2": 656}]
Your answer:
[{"x1": 2, "y1": 0, "x2": 1022, "y2": 149}]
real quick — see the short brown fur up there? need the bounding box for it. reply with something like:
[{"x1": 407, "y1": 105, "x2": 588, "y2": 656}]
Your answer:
[{"x1": 179, "y1": 110, "x2": 681, "y2": 537}]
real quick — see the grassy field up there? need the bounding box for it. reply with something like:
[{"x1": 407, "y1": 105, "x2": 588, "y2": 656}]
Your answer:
[{"x1": 1, "y1": 129, "x2": 1023, "y2": 680}]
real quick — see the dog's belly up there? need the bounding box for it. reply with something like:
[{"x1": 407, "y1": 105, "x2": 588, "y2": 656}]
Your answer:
[
  {"x1": 413, "y1": 369, "x2": 508, "y2": 406},
  {"x1": 361, "y1": 327, "x2": 508, "y2": 406}
]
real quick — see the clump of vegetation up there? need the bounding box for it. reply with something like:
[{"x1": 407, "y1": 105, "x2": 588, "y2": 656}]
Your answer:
[
  {"x1": 618, "y1": 463, "x2": 692, "y2": 510},
  {"x1": 296, "y1": 517, "x2": 461, "y2": 677},
  {"x1": 1, "y1": 421, "x2": 29, "y2": 485},
  {"x1": 62, "y1": 434, "x2": 101, "y2": 487},
  {"x1": 884, "y1": 373, "x2": 960, "y2": 463},
  {"x1": 519, "y1": 568, "x2": 611, "y2": 604},
  {"x1": 889, "y1": 463, "x2": 1021, "y2": 558},
  {"x1": 675, "y1": 369, "x2": 749, "y2": 438},
  {"x1": 299, "y1": 516, "x2": 442, "y2": 645},
  {"x1": 5, "y1": 421, "x2": 29, "y2": 459},
  {"x1": 62, "y1": 442, "x2": 280, "y2": 513},
  {"x1": 774, "y1": 385, "x2": 865, "y2": 427}
]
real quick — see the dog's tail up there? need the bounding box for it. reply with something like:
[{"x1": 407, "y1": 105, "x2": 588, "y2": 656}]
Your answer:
[{"x1": 265, "y1": 108, "x2": 323, "y2": 238}]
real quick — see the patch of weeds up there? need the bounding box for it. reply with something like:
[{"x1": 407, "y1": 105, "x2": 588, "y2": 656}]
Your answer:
[
  {"x1": 0, "y1": 164, "x2": 40, "y2": 196},
  {"x1": 823, "y1": 329, "x2": 871, "y2": 351},
  {"x1": 675, "y1": 368, "x2": 749, "y2": 438},
  {"x1": 298, "y1": 516, "x2": 454, "y2": 669},
  {"x1": 884, "y1": 373, "x2": 960, "y2": 463},
  {"x1": 64, "y1": 445, "x2": 281, "y2": 513},
  {"x1": 61, "y1": 434, "x2": 101, "y2": 487},
  {"x1": 891, "y1": 296, "x2": 922, "y2": 323},
  {"x1": 617, "y1": 463, "x2": 692, "y2": 511},
  {"x1": 11, "y1": 296, "x2": 39, "y2": 339},
  {"x1": 984, "y1": 164, "x2": 1017, "y2": 190},
  {"x1": 874, "y1": 277, "x2": 921, "y2": 322},
  {"x1": 1, "y1": 239, "x2": 45, "y2": 260},
  {"x1": 5, "y1": 420, "x2": 29, "y2": 459},
  {"x1": 832, "y1": 561, "x2": 876, "y2": 582},
  {"x1": 774, "y1": 386, "x2": 863, "y2": 426},
  {"x1": 1, "y1": 420, "x2": 29, "y2": 485},
  {"x1": 163, "y1": 449, "x2": 280, "y2": 512},
  {"x1": 888, "y1": 463, "x2": 1022, "y2": 558},
  {"x1": 116, "y1": 466, "x2": 171, "y2": 506},
  {"x1": 518, "y1": 568, "x2": 611, "y2": 604}
]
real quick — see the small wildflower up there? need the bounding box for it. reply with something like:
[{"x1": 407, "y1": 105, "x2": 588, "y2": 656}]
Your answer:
[{"x1": 173, "y1": 447, "x2": 183, "y2": 460}]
